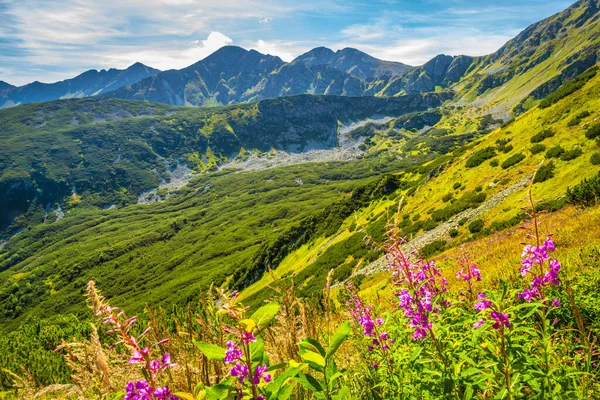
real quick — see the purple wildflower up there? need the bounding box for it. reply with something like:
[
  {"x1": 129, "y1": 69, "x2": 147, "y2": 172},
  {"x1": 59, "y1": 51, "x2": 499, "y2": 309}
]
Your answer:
[
  {"x1": 241, "y1": 331, "x2": 257, "y2": 344},
  {"x1": 125, "y1": 380, "x2": 152, "y2": 400},
  {"x1": 519, "y1": 235, "x2": 561, "y2": 302},
  {"x1": 473, "y1": 319, "x2": 485, "y2": 329},
  {"x1": 552, "y1": 299, "x2": 560, "y2": 307},
  {"x1": 385, "y1": 236, "x2": 448, "y2": 341},
  {"x1": 474, "y1": 300, "x2": 492, "y2": 311},
  {"x1": 252, "y1": 364, "x2": 272, "y2": 384},
  {"x1": 224, "y1": 341, "x2": 243, "y2": 364},
  {"x1": 490, "y1": 311, "x2": 511, "y2": 329},
  {"x1": 230, "y1": 362, "x2": 250, "y2": 383},
  {"x1": 153, "y1": 385, "x2": 179, "y2": 400}
]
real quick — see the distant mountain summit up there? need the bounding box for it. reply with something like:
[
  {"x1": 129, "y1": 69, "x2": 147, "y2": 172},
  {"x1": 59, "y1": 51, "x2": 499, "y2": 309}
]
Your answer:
[
  {"x1": 0, "y1": 63, "x2": 160, "y2": 108},
  {"x1": 106, "y1": 45, "x2": 414, "y2": 106},
  {"x1": 294, "y1": 47, "x2": 411, "y2": 79},
  {"x1": 0, "y1": 81, "x2": 15, "y2": 92}
]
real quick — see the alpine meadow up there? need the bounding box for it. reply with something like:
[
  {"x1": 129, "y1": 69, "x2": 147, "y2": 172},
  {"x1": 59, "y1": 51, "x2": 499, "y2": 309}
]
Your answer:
[{"x1": 1, "y1": 0, "x2": 600, "y2": 399}]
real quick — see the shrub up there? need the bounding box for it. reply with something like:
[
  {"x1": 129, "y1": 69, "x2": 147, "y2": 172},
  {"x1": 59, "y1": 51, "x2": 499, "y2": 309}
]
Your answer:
[
  {"x1": 448, "y1": 228, "x2": 459, "y2": 238},
  {"x1": 591, "y1": 152, "x2": 600, "y2": 165},
  {"x1": 539, "y1": 65, "x2": 598, "y2": 108},
  {"x1": 545, "y1": 145, "x2": 565, "y2": 159},
  {"x1": 534, "y1": 162, "x2": 555, "y2": 183},
  {"x1": 420, "y1": 240, "x2": 447, "y2": 257},
  {"x1": 475, "y1": 185, "x2": 483, "y2": 192},
  {"x1": 452, "y1": 182, "x2": 461, "y2": 190},
  {"x1": 490, "y1": 159, "x2": 499, "y2": 167},
  {"x1": 560, "y1": 148, "x2": 583, "y2": 161},
  {"x1": 466, "y1": 147, "x2": 497, "y2": 168},
  {"x1": 468, "y1": 219, "x2": 484, "y2": 233},
  {"x1": 458, "y1": 217, "x2": 468, "y2": 226},
  {"x1": 442, "y1": 193, "x2": 453, "y2": 202},
  {"x1": 530, "y1": 128, "x2": 555, "y2": 143},
  {"x1": 585, "y1": 123, "x2": 600, "y2": 140},
  {"x1": 496, "y1": 138, "x2": 513, "y2": 153},
  {"x1": 567, "y1": 111, "x2": 590, "y2": 127},
  {"x1": 566, "y1": 172, "x2": 600, "y2": 206},
  {"x1": 529, "y1": 144, "x2": 546, "y2": 154},
  {"x1": 501, "y1": 153, "x2": 526, "y2": 169}
]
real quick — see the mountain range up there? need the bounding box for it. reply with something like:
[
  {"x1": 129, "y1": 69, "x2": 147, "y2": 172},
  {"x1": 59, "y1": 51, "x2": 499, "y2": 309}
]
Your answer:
[
  {"x1": 0, "y1": 62, "x2": 160, "y2": 108},
  {"x1": 2, "y1": 0, "x2": 598, "y2": 112}
]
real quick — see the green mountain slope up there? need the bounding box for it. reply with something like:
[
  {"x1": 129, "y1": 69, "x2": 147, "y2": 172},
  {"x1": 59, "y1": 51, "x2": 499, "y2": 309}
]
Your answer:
[
  {"x1": 0, "y1": 93, "x2": 449, "y2": 232},
  {"x1": 1, "y1": 62, "x2": 599, "y2": 333}
]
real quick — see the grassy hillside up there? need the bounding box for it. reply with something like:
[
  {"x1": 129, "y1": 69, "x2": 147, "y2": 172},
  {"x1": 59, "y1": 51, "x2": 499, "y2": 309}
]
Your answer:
[
  {"x1": 0, "y1": 93, "x2": 449, "y2": 234},
  {"x1": 240, "y1": 62, "x2": 600, "y2": 305}
]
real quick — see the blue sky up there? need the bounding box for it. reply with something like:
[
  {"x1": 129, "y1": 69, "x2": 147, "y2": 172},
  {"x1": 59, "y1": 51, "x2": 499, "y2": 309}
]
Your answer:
[{"x1": 0, "y1": 0, "x2": 574, "y2": 86}]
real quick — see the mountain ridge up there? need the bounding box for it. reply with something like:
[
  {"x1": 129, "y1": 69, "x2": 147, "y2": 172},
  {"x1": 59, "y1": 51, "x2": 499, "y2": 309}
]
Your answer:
[{"x1": 0, "y1": 62, "x2": 160, "y2": 108}]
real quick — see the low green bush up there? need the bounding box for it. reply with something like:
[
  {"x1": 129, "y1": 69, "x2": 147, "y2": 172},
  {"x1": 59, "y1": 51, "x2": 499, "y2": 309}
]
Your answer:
[
  {"x1": 529, "y1": 143, "x2": 546, "y2": 154},
  {"x1": 560, "y1": 148, "x2": 582, "y2": 161},
  {"x1": 534, "y1": 162, "x2": 555, "y2": 183},
  {"x1": 468, "y1": 219, "x2": 484, "y2": 233},
  {"x1": 545, "y1": 145, "x2": 565, "y2": 159},
  {"x1": 567, "y1": 172, "x2": 600, "y2": 206},
  {"x1": 530, "y1": 128, "x2": 555, "y2": 143},
  {"x1": 466, "y1": 147, "x2": 497, "y2": 168},
  {"x1": 501, "y1": 153, "x2": 526, "y2": 169}
]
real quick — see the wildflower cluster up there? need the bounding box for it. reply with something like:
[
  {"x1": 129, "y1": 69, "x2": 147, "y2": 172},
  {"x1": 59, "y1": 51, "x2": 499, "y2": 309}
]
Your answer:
[
  {"x1": 86, "y1": 281, "x2": 177, "y2": 400},
  {"x1": 385, "y1": 236, "x2": 448, "y2": 340},
  {"x1": 518, "y1": 237, "x2": 561, "y2": 304},
  {"x1": 347, "y1": 289, "x2": 394, "y2": 368},
  {"x1": 473, "y1": 293, "x2": 511, "y2": 330},
  {"x1": 218, "y1": 290, "x2": 272, "y2": 399},
  {"x1": 517, "y1": 191, "x2": 562, "y2": 306},
  {"x1": 456, "y1": 256, "x2": 482, "y2": 302}
]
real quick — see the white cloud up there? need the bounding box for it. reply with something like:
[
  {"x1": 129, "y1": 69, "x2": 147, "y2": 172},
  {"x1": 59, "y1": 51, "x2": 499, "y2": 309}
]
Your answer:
[
  {"x1": 105, "y1": 31, "x2": 234, "y2": 71},
  {"x1": 259, "y1": 17, "x2": 273, "y2": 23},
  {"x1": 248, "y1": 39, "x2": 311, "y2": 62}
]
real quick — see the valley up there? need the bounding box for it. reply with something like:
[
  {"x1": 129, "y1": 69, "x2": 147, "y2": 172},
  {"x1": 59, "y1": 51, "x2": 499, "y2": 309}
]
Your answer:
[{"x1": 1, "y1": 1, "x2": 600, "y2": 398}]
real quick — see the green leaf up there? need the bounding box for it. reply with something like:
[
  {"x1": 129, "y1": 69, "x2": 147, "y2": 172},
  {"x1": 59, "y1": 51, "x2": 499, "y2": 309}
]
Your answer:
[
  {"x1": 193, "y1": 341, "x2": 226, "y2": 361},
  {"x1": 326, "y1": 321, "x2": 351, "y2": 359},
  {"x1": 298, "y1": 337, "x2": 326, "y2": 357},
  {"x1": 276, "y1": 382, "x2": 297, "y2": 400},
  {"x1": 205, "y1": 383, "x2": 235, "y2": 400},
  {"x1": 266, "y1": 363, "x2": 303, "y2": 399},
  {"x1": 250, "y1": 336, "x2": 266, "y2": 363},
  {"x1": 250, "y1": 302, "x2": 279, "y2": 330},
  {"x1": 294, "y1": 373, "x2": 324, "y2": 393},
  {"x1": 300, "y1": 350, "x2": 326, "y2": 371},
  {"x1": 174, "y1": 393, "x2": 198, "y2": 400}
]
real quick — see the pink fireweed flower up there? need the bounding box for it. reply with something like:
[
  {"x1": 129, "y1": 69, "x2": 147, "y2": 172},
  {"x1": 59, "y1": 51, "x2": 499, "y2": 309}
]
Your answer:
[
  {"x1": 474, "y1": 300, "x2": 492, "y2": 311},
  {"x1": 161, "y1": 353, "x2": 176, "y2": 368},
  {"x1": 230, "y1": 362, "x2": 250, "y2": 383},
  {"x1": 129, "y1": 348, "x2": 149, "y2": 364},
  {"x1": 153, "y1": 385, "x2": 179, "y2": 400},
  {"x1": 491, "y1": 311, "x2": 511, "y2": 329},
  {"x1": 519, "y1": 233, "x2": 561, "y2": 302},
  {"x1": 473, "y1": 319, "x2": 485, "y2": 328},
  {"x1": 150, "y1": 359, "x2": 161, "y2": 372},
  {"x1": 241, "y1": 331, "x2": 257, "y2": 344},
  {"x1": 518, "y1": 288, "x2": 539, "y2": 303},
  {"x1": 384, "y1": 234, "x2": 448, "y2": 341},
  {"x1": 252, "y1": 364, "x2": 272, "y2": 384},
  {"x1": 224, "y1": 341, "x2": 243, "y2": 364},
  {"x1": 347, "y1": 289, "x2": 394, "y2": 352},
  {"x1": 552, "y1": 299, "x2": 561, "y2": 307},
  {"x1": 125, "y1": 380, "x2": 153, "y2": 400}
]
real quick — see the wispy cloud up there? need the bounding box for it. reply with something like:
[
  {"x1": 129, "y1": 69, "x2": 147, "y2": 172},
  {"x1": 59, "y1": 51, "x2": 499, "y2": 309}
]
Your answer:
[{"x1": 0, "y1": 0, "x2": 575, "y2": 85}]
